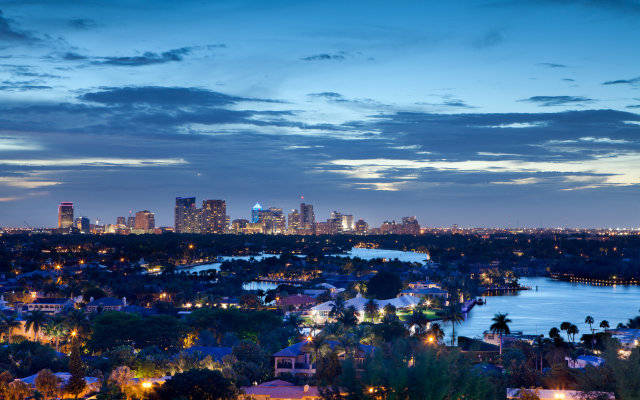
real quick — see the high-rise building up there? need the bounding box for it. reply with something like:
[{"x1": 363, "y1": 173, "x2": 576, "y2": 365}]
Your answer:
[
  {"x1": 232, "y1": 219, "x2": 249, "y2": 232},
  {"x1": 299, "y1": 203, "x2": 315, "y2": 229},
  {"x1": 57, "y1": 202, "x2": 74, "y2": 229},
  {"x1": 127, "y1": 216, "x2": 136, "y2": 228},
  {"x1": 251, "y1": 203, "x2": 263, "y2": 223},
  {"x1": 401, "y1": 216, "x2": 421, "y2": 235},
  {"x1": 355, "y1": 219, "x2": 368, "y2": 234},
  {"x1": 175, "y1": 197, "x2": 200, "y2": 233},
  {"x1": 116, "y1": 216, "x2": 126, "y2": 226},
  {"x1": 288, "y1": 209, "x2": 300, "y2": 233},
  {"x1": 341, "y1": 215, "x2": 354, "y2": 231},
  {"x1": 202, "y1": 199, "x2": 226, "y2": 234},
  {"x1": 75, "y1": 216, "x2": 90, "y2": 233},
  {"x1": 135, "y1": 210, "x2": 155, "y2": 231},
  {"x1": 259, "y1": 207, "x2": 286, "y2": 234}
]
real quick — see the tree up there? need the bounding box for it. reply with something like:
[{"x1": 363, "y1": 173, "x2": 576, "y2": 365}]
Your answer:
[
  {"x1": 109, "y1": 366, "x2": 135, "y2": 399},
  {"x1": 383, "y1": 304, "x2": 396, "y2": 316},
  {"x1": 5, "y1": 379, "x2": 31, "y2": 400},
  {"x1": 329, "y1": 297, "x2": 346, "y2": 319},
  {"x1": 443, "y1": 304, "x2": 463, "y2": 346},
  {"x1": 337, "y1": 306, "x2": 359, "y2": 329},
  {"x1": 149, "y1": 369, "x2": 237, "y2": 400},
  {"x1": 427, "y1": 322, "x2": 446, "y2": 344},
  {"x1": 35, "y1": 369, "x2": 59, "y2": 400},
  {"x1": 600, "y1": 320, "x2": 609, "y2": 330},
  {"x1": 407, "y1": 310, "x2": 429, "y2": 335},
  {"x1": 65, "y1": 335, "x2": 86, "y2": 399},
  {"x1": 25, "y1": 310, "x2": 49, "y2": 342},
  {"x1": 42, "y1": 316, "x2": 67, "y2": 353},
  {"x1": 549, "y1": 327, "x2": 560, "y2": 340},
  {"x1": 1, "y1": 316, "x2": 21, "y2": 343},
  {"x1": 65, "y1": 309, "x2": 90, "y2": 336},
  {"x1": 560, "y1": 321, "x2": 572, "y2": 342},
  {"x1": 364, "y1": 298, "x2": 379, "y2": 322},
  {"x1": 490, "y1": 313, "x2": 512, "y2": 355},
  {"x1": 366, "y1": 272, "x2": 402, "y2": 299},
  {"x1": 567, "y1": 324, "x2": 579, "y2": 342},
  {"x1": 83, "y1": 287, "x2": 107, "y2": 303},
  {"x1": 585, "y1": 315, "x2": 595, "y2": 350}
]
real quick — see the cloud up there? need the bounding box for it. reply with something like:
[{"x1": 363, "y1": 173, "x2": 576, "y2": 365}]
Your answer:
[
  {"x1": 472, "y1": 30, "x2": 504, "y2": 48},
  {"x1": 0, "y1": 176, "x2": 60, "y2": 188},
  {"x1": 480, "y1": 122, "x2": 548, "y2": 128},
  {"x1": 308, "y1": 92, "x2": 345, "y2": 99},
  {"x1": 492, "y1": 177, "x2": 543, "y2": 185},
  {"x1": 602, "y1": 76, "x2": 640, "y2": 86},
  {"x1": 0, "y1": 11, "x2": 38, "y2": 44},
  {"x1": 537, "y1": 62, "x2": 567, "y2": 68},
  {"x1": 0, "y1": 158, "x2": 187, "y2": 167},
  {"x1": 302, "y1": 53, "x2": 345, "y2": 61},
  {"x1": 562, "y1": 78, "x2": 575, "y2": 82},
  {"x1": 92, "y1": 47, "x2": 192, "y2": 66},
  {"x1": 0, "y1": 137, "x2": 42, "y2": 151},
  {"x1": 68, "y1": 18, "x2": 99, "y2": 30},
  {"x1": 520, "y1": 96, "x2": 593, "y2": 106}
]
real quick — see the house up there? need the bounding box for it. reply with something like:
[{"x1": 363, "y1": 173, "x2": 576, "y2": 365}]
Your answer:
[
  {"x1": 241, "y1": 380, "x2": 322, "y2": 400},
  {"x1": 86, "y1": 296, "x2": 127, "y2": 313},
  {"x1": 22, "y1": 297, "x2": 74, "y2": 315},
  {"x1": 506, "y1": 388, "x2": 613, "y2": 400},
  {"x1": 20, "y1": 372, "x2": 101, "y2": 395},
  {"x1": 273, "y1": 340, "x2": 375, "y2": 377},
  {"x1": 605, "y1": 328, "x2": 640, "y2": 349},
  {"x1": 277, "y1": 294, "x2": 316, "y2": 310},
  {"x1": 565, "y1": 355, "x2": 605, "y2": 369},
  {"x1": 399, "y1": 287, "x2": 449, "y2": 300},
  {"x1": 182, "y1": 346, "x2": 232, "y2": 363},
  {"x1": 309, "y1": 293, "x2": 421, "y2": 323},
  {"x1": 483, "y1": 331, "x2": 542, "y2": 347}
]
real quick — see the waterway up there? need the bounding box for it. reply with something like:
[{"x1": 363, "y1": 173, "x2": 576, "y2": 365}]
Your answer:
[{"x1": 449, "y1": 276, "x2": 640, "y2": 342}]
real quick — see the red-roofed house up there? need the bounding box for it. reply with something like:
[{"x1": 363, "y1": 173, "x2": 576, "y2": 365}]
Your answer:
[{"x1": 241, "y1": 380, "x2": 321, "y2": 400}]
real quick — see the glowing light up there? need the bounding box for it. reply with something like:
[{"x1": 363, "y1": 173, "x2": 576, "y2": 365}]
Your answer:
[
  {"x1": 428, "y1": 336, "x2": 434, "y2": 343},
  {"x1": 142, "y1": 382, "x2": 152, "y2": 389},
  {"x1": 71, "y1": 330, "x2": 77, "y2": 337},
  {"x1": 188, "y1": 244, "x2": 194, "y2": 250}
]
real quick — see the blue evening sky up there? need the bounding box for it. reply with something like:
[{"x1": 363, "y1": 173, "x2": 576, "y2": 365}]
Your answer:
[{"x1": 0, "y1": 0, "x2": 639, "y2": 228}]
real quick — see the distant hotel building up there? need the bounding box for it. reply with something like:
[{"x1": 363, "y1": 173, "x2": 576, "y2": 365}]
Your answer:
[
  {"x1": 299, "y1": 203, "x2": 315, "y2": 229},
  {"x1": 135, "y1": 210, "x2": 155, "y2": 231},
  {"x1": 57, "y1": 202, "x2": 74, "y2": 229},
  {"x1": 175, "y1": 197, "x2": 199, "y2": 233},
  {"x1": 174, "y1": 197, "x2": 228, "y2": 233},
  {"x1": 202, "y1": 199, "x2": 226, "y2": 234}
]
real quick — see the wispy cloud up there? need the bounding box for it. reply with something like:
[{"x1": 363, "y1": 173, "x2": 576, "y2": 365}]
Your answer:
[
  {"x1": 302, "y1": 53, "x2": 346, "y2": 61},
  {"x1": 0, "y1": 158, "x2": 187, "y2": 167},
  {"x1": 0, "y1": 10, "x2": 38, "y2": 44},
  {"x1": 537, "y1": 62, "x2": 567, "y2": 68},
  {"x1": 520, "y1": 96, "x2": 593, "y2": 106},
  {"x1": 603, "y1": 76, "x2": 640, "y2": 86}
]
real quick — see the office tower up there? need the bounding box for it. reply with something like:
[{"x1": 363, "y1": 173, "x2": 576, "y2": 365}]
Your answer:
[
  {"x1": 175, "y1": 197, "x2": 200, "y2": 233},
  {"x1": 381, "y1": 220, "x2": 401, "y2": 234},
  {"x1": 341, "y1": 215, "x2": 354, "y2": 231},
  {"x1": 116, "y1": 216, "x2": 126, "y2": 226},
  {"x1": 127, "y1": 216, "x2": 136, "y2": 228},
  {"x1": 251, "y1": 203, "x2": 262, "y2": 223},
  {"x1": 202, "y1": 199, "x2": 226, "y2": 234},
  {"x1": 57, "y1": 202, "x2": 74, "y2": 229},
  {"x1": 75, "y1": 216, "x2": 90, "y2": 233},
  {"x1": 299, "y1": 203, "x2": 315, "y2": 229},
  {"x1": 355, "y1": 219, "x2": 368, "y2": 234},
  {"x1": 328, "y1": 211, "x2": 343, "y2": 234},
  {"x1": 288, "y1": 209, "x2": 300, "y2": 233},
  {"x1": 232, "y1": 219, "x2": 249, "y2": 232},
  {"x1": 258, "y1": 207, "x2": 286, "y2": 234},
  {"x1": 135, "y1": 210, "x2": 155, "y2": 231},
  {"x1": 401, "y1": 216, "x2": 421, "y2": 235}
]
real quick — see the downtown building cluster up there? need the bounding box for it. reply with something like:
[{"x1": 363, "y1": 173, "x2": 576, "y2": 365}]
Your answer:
[{"x1": 45, "y1": 199, "x2": 422, "y2": 235}]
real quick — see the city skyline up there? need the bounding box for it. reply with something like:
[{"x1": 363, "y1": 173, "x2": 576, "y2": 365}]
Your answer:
[{"x1": 0, "y1": 1, "x2": 640, "y2": 228}]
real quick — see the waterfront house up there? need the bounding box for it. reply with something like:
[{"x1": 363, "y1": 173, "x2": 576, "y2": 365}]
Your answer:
[
  {"x1": 506, "y1": 388, "x2": 613, "y2": 400},
  {"x1": 86, "y1": 296, "x2": 127, "y2": 313},
  {"x1": 483, "y1": 331, "x2": 542, "y2": 347},
  {"x1": 241, "y1": 380, "x2": 322, "y2": 400},
  {"x1": 565, "y1": 355, "x2": 605, "y2": 369},
  {"x1": 22, "y1": 297, "x2": 74, "y2": 315},
  {"x1": 309, "y1": 293, "x2": 421, "y2": 323},
  {"x1": 273, "y1": 340, "x2": 375, "y2": 377}
]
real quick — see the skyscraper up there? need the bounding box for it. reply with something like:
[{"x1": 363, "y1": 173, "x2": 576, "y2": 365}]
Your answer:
[
  {"x1": 288, "y1": 209, "x2": 300, "y2": 233},
  {"x1": 127, "y1": 216, "x2": 136, "y2": 228},
  {"x1": 116, "y1": 216, "x2": 126, "y2": 226},
  {"x1": 175, "y1": 197, "x2": 199, "y2": 233},
  {"x1": 75, "y1": 216, "x2": 90, "y2": 233},
  {"x1": 251, "y1": 203, "x2": 263, "y2": 223},
  {"x1": 299, "y1": 203, "x2": 315, "y2": 229},
  {"x1": 259, "y1": 207, "x2": 285, "y2": 234},
  {"x1": 57, "y1": 202, "x2": 74, "y2": 229},
  {"x1": 202, "y1": 199, "x2": 226, "y2": 234},
  {"x1": 341, "y1": 215, "x2": 354, "y2": 231},
  {"x1": 401, "y1": 216, "x2": 421, "y2": 235},
  {"x1": 135, "y1": 210, "x2": 155, "y2": 231}
]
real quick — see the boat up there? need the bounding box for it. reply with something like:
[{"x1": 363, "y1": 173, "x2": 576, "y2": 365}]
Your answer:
[{"x1": 476, "y1": 298, "x2": 484, "y2": 305}]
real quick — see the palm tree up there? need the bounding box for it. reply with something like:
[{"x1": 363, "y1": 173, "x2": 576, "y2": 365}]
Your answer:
[
  {"x1": 25, "y1": 310, "x2": 49, "y2": 342},
  {"x1": 364, "y1": 298, "x2": 379, "y2": 322},
  {"x1": 383, "y1": 304, "x2": 396, "y2": 316},
  {"x1": 337, "y1": 306, "x2": 358, "y2": 329},
  {"x1": 65, "y1": 309, "x2": 90, "y2": 336},
  {"x1": 442, "y1": 304, "x2": 463, "y2": 346},
  {"x1": 407, "y1": 310, "x2": 429, "y2": 335},
  {"x1": 329, "y1": 297, "x2": 346, "y2": 319},
  {"x1": 560, "y1": 321, "x2": 572, "y2": 341},
  {"x1": 427, "y1": 322, "x2": 445, "y2": 344},
  {"x1": 567, "y1": 324, "x2": 579, "y2": 342},
  {"x1": 549, "y1": 327, "x2": 560, "y2": 340},
  {"x1": 489, "y1": 313, "x2": 512, "y2": 355},
  {"x1": 43, "y1": 316, "x2": 67, "y2": 352},
  {"x1": 1, "y1": 316, "x2": 21, "y2": 343},
  {"x1": 286, "y1": 313, "x2": 302, "y2": 336},
  {"x1": 600, "y1": 320, "x2": 609, "y2": 330},
  {"x1": 585, "y1": 315, "x2": 595, "y2": 350}
]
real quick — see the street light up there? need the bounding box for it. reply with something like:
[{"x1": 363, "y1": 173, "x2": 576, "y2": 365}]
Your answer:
[{"x1": 142, "y1": 381, "x2": 152, "y2": 389}]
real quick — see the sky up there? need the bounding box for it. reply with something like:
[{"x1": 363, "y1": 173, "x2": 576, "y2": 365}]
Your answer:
[{"x1": 0, "y1": 0, "x2": 639, "y2": 228}]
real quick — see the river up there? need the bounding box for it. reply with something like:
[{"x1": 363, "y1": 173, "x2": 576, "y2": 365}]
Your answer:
[{"x1": 449, "y1": 276, "x2": 640, "y2": 341}]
